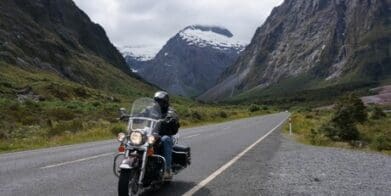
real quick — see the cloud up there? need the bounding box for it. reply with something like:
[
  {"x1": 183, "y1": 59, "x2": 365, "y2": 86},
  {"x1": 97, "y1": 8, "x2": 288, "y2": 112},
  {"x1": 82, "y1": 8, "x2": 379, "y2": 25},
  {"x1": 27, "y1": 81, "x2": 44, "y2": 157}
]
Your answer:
[{"x1": 73, "y1": 0, "x2": 283, "y2": 48}]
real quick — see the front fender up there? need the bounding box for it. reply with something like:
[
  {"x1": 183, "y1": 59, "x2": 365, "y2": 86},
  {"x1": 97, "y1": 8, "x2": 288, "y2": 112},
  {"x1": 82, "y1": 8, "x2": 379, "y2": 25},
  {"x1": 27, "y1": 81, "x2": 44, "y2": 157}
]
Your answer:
[{"x1": 119, "y1": 156, "x2": 139, "y2": 169}]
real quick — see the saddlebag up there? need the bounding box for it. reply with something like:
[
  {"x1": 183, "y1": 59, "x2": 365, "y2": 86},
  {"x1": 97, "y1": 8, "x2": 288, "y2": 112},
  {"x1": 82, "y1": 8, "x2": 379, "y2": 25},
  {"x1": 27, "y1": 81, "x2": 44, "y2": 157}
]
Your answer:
[{"x1": 172, "y1": 144, "x2": 191, "y2": 166}]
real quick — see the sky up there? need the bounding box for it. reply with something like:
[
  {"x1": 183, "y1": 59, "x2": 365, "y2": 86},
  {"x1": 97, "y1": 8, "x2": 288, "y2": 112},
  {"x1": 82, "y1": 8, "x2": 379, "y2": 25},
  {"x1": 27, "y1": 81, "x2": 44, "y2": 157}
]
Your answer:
[{"x1": 73, "y1": 0, "x2": 283, "y2": 49}]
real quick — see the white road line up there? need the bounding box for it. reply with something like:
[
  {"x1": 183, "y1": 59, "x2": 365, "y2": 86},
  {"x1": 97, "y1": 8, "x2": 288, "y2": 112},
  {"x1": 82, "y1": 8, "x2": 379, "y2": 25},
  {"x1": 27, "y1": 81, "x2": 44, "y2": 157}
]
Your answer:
[
  {"x1": 40, "y1": 152, "x2": 114, "y2": 169},
  {"x1": 181, "y1": 114, "x2": 269, "y2": 135},
  {"x1": 183, "y1": 134, "x2": 201, "y2": 139},
  {"x1": 183, "y1": 116, "x2": 289, "y2": 196}
]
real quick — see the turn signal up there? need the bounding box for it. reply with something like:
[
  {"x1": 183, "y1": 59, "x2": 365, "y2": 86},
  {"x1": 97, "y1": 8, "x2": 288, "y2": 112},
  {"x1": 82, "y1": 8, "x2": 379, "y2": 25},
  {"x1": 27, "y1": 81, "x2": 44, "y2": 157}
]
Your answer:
[
  {"x1": 147, "y1": 147, "x2": 154, "y2": 156},
  {"x1": 118, "y1": 144, "x2": 125, "y2": 153}
]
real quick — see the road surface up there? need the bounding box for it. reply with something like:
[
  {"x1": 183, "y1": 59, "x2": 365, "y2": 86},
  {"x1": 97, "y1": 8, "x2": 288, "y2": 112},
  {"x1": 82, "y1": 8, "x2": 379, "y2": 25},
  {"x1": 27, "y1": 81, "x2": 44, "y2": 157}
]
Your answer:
[{"x1": 0, "y1": 112, "x2": 289, "y2": 195}]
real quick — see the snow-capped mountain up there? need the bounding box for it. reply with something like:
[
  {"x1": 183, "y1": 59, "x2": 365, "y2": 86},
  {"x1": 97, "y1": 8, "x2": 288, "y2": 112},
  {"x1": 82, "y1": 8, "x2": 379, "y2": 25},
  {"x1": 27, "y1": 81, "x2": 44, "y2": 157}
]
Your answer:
[
  {"x1": 119, "y1": 45, "x2": 161, "y2": 61},
  {"x1": 118, "y1": 45, "x2": 161, "y2": 73},
  {"x1": 179, "y1": 25, "x2": 244, "y2": 52},
  {"x1": 123, "y1": 25, "x2": 246, "y2": 97}
]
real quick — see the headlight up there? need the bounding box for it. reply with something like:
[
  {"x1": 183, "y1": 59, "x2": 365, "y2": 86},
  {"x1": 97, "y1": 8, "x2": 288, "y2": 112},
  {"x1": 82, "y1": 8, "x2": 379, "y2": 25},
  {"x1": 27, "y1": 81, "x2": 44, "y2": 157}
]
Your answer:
[
  {"x1": 130, "y1": 131, "x2": 143, "y2": 145},
  {"x1": 147, "y1": 135, "x2": 156, "y2": 144},
  {"x1": 117, "y1": 132, "x2": 126, "y2": 142}
]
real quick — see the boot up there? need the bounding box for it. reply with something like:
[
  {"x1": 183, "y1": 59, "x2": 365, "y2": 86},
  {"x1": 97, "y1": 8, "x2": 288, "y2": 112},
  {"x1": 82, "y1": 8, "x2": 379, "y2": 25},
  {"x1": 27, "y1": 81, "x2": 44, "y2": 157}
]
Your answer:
[{"x1": 163, "y1": 169, "x2": 173, "y2": 179}]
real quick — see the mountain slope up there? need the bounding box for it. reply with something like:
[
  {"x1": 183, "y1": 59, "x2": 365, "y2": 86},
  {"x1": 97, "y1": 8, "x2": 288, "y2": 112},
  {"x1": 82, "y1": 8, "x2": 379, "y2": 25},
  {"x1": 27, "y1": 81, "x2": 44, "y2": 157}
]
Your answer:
[
  {"x1": 199, "y1": 0, "x2": 390, "y2": 102},
  {"x1": 0, "y1": 0, "x2": 154, "y2": 99},
  {"x1": 123, "y1": 25, "x2": 245, "y2": 97}
]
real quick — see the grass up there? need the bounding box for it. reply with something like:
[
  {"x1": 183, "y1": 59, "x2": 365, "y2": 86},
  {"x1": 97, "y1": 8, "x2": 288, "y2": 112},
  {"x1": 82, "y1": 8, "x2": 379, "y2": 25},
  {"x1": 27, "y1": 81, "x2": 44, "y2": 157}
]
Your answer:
[
  {"x1": 0, "y1": 65, "x2": 275, "y2": 153},
  {"x1": 0, "y1": 101, "x2": 273, "y2": 153},
  {"x1": 283, "y1": 109, "x2": 332, "y2": 146},
  {"x1": 0, "y1": 60, "x2": 277, "y2": 153},
  {"x1": 227, "y1": 75, "x2": 378, "y2": 108},
  {"x1": 284, "y1": 107, "x2": 391, "y2": 155}
]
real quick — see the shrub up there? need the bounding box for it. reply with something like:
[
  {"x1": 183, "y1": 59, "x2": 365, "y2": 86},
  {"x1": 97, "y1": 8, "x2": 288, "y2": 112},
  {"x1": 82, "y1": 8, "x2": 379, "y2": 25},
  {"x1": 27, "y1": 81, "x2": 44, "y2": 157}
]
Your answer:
[
  {"x1": 68, "y1": 119, "x2": 84, "y2": 133},
  {"x1": 309, "y1": 128, "x2": 330, "y2": 145},
  {"x1": 47, "y1": 108, "x2": 75, "y2": 121},
  {"x1": 191, "y1": 111, "x2": 202, "y2": 121},
  {"x1": 334, "y1": 93, "x2": 367, "y2": 124},
  {"x1": 218, "y1": 111, "x2": 228, "y2": 118},
  {"x1": 74, "y1": 87, "x2": 89, "y2": 98},
  {"x1": 372, "y1": 131, "x2": 391, "y2": 151},
  {"x1": 180, "y1": 120, "x2": 189, "y2": 127},
  {"x1": 319, "y1": 123, "x2": 334, "y2": 138},
  {"x1": 0, "y1": 129, "x2": 8, "y2": 139},
  {"x1": 92, "y1": 101, "x2": 101, "y2": 107},
  {"x1": 10, "y1": 126, "x2": 42, "y2": 139},
  {"x1": 248, "y1": 104, "x2": 261, "y2": 112},
  {"x1": 319, "y1": 123, "x2": 357, "y2": 141},
  {"x1": 370, "y1": 107, "x2": 386, "y2": 119},
  {"x1": 47, "y1": 126, "x2": 65, "y2": 137},
  {"x1": 9, "y1": 103, "x2": 21, "y2": 111},
  {"x1": 174, "y1": 105, "x2": 189, "y2": 117},
  {"x1": 320, "y1": 94, "x2": 366, "y2": 141},
  {"x1": 47, "y1": 119, "x2": 84, "y2": 136},
  {"x1": 305, "y1": 114, "x2": 314, "y2": 119},
  {"x1": 21, "y1": 115, "x2": 41, "y2": 125},
  {"x1": 24, "y1": 100, "x2": 40, "y2": 109},
  {"x1": 338, "y1": 123, "x2": 360, "y2": 141},
  {"x1": 110, "y1": 123, "x2": 126, "y2": 135}
]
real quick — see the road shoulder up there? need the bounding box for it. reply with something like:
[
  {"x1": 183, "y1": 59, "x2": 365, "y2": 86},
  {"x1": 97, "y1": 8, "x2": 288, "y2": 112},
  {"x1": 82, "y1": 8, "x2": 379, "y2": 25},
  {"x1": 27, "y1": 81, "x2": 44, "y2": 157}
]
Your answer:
[{"x1": 197, "y1": 130, "x2": 391, "y2": 196}]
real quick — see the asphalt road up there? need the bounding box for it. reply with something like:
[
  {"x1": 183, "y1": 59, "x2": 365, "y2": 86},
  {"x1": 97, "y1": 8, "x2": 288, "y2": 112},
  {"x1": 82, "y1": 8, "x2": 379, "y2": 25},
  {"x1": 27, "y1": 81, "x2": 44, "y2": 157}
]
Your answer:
[{"x1": 0, "y1": 112, "x2": 289, "y2": 196}]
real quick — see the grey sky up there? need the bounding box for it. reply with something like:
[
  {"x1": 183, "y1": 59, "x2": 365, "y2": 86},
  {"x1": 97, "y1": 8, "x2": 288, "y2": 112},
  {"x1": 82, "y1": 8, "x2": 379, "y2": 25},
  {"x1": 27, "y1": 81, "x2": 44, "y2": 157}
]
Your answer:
[{"x1": 73, "y1": 0, "x2": 283, "y2": 48}]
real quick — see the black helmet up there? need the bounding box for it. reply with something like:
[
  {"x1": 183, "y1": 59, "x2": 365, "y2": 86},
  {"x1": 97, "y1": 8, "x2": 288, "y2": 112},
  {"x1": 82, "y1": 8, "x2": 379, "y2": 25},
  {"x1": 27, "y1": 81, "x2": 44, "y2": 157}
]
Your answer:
[{"x1": 153, "y1": 91, "x2": 169, "y2": 112}]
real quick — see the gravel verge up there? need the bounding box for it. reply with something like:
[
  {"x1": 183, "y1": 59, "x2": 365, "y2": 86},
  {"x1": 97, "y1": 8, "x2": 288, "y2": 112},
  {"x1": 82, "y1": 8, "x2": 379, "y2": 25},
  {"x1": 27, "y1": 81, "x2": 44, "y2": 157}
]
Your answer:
[{"x1": 199, "y1": 131, "x2": 391, "y2": 196}]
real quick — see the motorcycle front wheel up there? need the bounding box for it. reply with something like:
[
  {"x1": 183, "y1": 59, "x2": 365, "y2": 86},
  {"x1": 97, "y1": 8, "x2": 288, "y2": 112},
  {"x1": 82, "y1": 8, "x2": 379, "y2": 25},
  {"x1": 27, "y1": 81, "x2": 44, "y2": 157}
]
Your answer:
[{"x1": 118, "y1": 169, "x2": 140, "y2": 196}]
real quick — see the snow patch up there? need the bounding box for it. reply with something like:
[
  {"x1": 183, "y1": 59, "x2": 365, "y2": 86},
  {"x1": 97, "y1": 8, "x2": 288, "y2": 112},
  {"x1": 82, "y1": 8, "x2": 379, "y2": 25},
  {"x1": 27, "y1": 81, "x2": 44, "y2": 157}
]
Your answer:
[
  {"x1": 179, "y1": 28, "x2": 245, "y2": 52},
  {"x1": 119, "y1": 45, "x2": 161, "y2": 61}
]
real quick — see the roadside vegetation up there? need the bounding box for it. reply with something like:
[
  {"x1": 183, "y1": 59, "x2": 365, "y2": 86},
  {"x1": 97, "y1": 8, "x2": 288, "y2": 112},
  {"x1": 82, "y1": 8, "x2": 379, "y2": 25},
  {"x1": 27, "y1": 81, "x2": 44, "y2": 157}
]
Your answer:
[
  {"x1": 284, "y1": 94, "x2": 390, "y2": 154},
  {"x1": 230, "y1": 78, "x2": 378, "y2": 108},
  {"x1": 0, "y1": 97, "x2": 273, "y2": 153},
  {"x1": 0, "y1": 65, "x2": 274, "y2": 153},
  {"x1": 3, "y1": 63, "x2": 387, "y2": 155}
]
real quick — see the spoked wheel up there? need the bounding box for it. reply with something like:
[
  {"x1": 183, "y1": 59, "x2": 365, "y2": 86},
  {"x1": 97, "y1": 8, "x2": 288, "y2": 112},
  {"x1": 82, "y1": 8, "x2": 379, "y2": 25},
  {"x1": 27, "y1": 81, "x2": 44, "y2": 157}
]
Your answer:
[{"x1": 118, "y1": 169, "x2": 140, "y2": 196}]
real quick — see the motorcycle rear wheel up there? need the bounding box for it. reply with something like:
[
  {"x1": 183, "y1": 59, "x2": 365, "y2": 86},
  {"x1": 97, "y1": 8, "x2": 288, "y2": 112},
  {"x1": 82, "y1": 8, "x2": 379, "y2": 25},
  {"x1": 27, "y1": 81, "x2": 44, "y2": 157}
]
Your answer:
[{"x1": 118, "y1": 169, "x2": 140, "y2": 196}]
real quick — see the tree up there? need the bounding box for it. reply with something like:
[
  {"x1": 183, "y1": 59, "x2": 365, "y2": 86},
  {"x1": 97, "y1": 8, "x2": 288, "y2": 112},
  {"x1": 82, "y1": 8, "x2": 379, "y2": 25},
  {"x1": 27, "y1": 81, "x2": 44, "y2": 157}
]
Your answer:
[
  {"x1": 321, "y1": 93, "x2": 367, "y2": 141},
  {"x1": 333, "y1": 93, "x2": 367, "y2": 124}
]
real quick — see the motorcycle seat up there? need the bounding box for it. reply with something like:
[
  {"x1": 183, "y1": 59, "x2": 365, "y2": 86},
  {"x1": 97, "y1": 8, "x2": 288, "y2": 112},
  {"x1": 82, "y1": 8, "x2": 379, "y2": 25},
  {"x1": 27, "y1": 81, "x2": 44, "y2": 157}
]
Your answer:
[{"x1": 173, "y1": 144, "x2": 190, "y2": 152}]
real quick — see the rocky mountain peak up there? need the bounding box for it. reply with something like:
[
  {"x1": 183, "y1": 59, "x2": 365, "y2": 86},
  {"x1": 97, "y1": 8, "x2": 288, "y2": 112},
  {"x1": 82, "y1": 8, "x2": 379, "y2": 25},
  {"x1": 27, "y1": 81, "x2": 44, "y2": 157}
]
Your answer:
[
  {"x1": 123, "y1": 25, "x2": 245, "y2": 97},
  {"x1": 199, "y1": 0, "x2": 390, "y2": 102},
  {"x1": 182, "y1": 25, "x2": 234, "y2": 37}
]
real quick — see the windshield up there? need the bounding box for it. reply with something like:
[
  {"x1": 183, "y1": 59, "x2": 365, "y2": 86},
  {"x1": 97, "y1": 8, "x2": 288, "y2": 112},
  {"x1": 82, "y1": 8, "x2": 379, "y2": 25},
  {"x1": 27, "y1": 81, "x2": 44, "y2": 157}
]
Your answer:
[
  {"x1": 130, "y1": 98, "x2": 161, "y2": 119},
  {"x1": 128, "y1": 98, "x2": 161, "y2": 132}
]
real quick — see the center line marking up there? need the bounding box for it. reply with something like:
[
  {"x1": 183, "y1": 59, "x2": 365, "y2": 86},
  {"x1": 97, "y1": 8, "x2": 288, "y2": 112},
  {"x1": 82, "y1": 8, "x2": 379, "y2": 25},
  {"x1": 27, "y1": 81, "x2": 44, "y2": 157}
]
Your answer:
[
  {"x1": 40, "y1": 152, "x2": 114, "y2": 169},
  {"x1": 184, "y1": 134, "x2": 201, "y2": 139},
  {"x1": 183, "y1": 116, "x2": 289, "y2": 196}
]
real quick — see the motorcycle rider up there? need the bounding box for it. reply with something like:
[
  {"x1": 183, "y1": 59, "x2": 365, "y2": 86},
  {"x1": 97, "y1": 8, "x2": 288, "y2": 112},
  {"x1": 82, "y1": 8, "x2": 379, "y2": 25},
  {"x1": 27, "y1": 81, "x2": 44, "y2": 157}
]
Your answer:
[{"x1": 153, "y1": 91, "x2": 180, "y2": 179}]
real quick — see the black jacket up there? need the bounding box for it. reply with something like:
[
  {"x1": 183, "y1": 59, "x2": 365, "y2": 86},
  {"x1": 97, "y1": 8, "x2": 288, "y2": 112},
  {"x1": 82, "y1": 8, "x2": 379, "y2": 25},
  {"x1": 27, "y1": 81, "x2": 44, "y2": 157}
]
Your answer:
[{"x1": 158, "y1": 107, "x2": 180, "y2": 136}]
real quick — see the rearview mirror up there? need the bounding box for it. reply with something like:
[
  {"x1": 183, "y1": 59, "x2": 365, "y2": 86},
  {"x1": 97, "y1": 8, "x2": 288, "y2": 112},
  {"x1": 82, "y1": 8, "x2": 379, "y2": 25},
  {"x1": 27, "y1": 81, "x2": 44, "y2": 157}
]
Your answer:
[{"x1": 119, "y1": 108, "x2": 130, "y2": 121}]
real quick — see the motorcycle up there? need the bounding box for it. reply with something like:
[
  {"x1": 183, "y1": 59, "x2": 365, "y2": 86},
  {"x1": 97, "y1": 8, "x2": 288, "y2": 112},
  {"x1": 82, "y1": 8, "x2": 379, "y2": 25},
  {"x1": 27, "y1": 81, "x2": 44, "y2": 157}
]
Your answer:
[{"x1": 113, "y1": 97, "x2": 191, "y2": 196}]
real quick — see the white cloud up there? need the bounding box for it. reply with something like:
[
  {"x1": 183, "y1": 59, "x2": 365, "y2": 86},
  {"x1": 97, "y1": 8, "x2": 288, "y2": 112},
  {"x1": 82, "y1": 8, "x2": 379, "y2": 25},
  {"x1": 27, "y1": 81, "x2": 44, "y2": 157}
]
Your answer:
[{"x1": 73, "y1": 0, "x2": 283, "y2": 48}]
